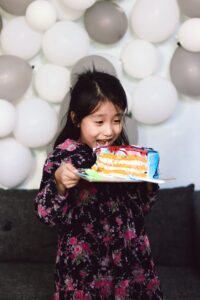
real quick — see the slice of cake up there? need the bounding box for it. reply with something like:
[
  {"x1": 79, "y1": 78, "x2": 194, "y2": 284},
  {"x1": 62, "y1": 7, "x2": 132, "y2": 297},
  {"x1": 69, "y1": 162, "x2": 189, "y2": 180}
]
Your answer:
[{"x1": 91, "y1": 145, "x2": 159, "y2": 180}]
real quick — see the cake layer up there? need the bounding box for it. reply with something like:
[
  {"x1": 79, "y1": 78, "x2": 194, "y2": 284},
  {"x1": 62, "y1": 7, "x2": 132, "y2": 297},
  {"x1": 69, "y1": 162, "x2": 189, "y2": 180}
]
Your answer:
[{"x1": 92, "y1": 145, "x2": 159, "y2": 179}]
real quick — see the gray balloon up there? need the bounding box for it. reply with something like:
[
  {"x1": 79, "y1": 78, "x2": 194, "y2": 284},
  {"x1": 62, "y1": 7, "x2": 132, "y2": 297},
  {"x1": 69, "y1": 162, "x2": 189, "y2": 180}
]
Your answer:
[
  {"x1": 170, "y1": 46, "x2": 200, "y2": 97},
  {"x1": 71, "y1": 55, "x2": 117, "y2": 86},
  {"x1": 84, "y1": 1, "x2": 128, "y2": 44},
  {"x1": 0, "y1": 0, "x2": 35, "y2": 16},
  {"x1": 178, "y1": 0, "x2": 200, "y2": 17},
  {"x1": 0, "y1": 55, "x2": 32, "y2": 102}
]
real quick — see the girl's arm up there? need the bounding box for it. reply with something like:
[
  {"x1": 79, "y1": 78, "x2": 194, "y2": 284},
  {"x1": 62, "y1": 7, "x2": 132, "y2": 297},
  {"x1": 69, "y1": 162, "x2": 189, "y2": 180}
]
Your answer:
[
  {"x1": 137, "y1": 182, "x2": 159, "y2": 215},
  {"x1": 35, "y1": 141, "x2": 96, "y2": 226}
]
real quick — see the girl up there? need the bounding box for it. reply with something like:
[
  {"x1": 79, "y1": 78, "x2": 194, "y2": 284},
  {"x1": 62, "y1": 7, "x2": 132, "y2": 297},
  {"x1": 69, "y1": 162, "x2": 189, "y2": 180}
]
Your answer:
[{"x1": 35, "y1": 70, "x2": 164, "y2": 300}]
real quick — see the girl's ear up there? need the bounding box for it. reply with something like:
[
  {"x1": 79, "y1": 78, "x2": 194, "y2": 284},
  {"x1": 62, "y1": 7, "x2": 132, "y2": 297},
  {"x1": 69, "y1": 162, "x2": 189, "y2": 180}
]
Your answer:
[{"x1": 70, "y1": 111, "x2": 80, "y2": 127}]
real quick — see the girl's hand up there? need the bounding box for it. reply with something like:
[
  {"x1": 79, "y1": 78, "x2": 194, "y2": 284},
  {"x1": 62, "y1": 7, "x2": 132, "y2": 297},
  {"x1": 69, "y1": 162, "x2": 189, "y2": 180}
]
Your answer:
[{"x1": 54, "y1": 162, "x2": 80, "y2": 194}]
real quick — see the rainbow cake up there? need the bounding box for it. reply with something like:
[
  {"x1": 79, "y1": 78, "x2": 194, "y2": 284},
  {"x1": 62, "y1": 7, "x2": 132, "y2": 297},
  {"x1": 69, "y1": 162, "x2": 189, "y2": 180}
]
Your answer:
[{"x1": 91, "y1": 145, "x2": 160, "y2": 180}]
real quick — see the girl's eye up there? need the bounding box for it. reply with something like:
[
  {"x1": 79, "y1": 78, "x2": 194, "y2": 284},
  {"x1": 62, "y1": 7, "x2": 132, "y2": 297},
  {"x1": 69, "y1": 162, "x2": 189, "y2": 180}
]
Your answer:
[
  {"x1": 95, "y1": 121, "x2": 103, "y2": 125},
  {"x1": 113, "y1": 119, "x2": 121, "y2": 124}
]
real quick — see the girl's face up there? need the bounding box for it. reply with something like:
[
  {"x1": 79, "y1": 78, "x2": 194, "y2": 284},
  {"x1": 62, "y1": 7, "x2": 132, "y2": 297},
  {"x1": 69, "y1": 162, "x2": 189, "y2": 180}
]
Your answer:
[{"x1": 79, "y1": 100, "x2": 124, "y2": 148}]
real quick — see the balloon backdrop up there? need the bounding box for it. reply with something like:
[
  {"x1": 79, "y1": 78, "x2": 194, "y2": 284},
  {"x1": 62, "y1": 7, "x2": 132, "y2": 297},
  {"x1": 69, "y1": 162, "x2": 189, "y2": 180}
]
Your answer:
[
  {"x1": 0, "y1": 17, "x2": 42, "y2": 60},
  {"x1": 121, "y1": 39, "x2": 159, "y2": 79},
  {"x1": 0, "y1": 55, "x2": 32, "y2": 102},
  {"x1": 42, "y1": 21, "x2": 90, "y2": 66},
  {"x1": 71, "y1": 55, "x2": 117, "y2": 86},
  {"x1": 178, "y1": 18, "x2": 200, "y2": 52},
  {"x1": 170, "y1": 46, "x2": 200, "y2": 97},
  {"x1": 34, "y1": 63, "x2": 70, "y2": 103},
  {"x1": 132, "y1": 76, "x2": 178, "y2": 124},
  {"x1": 14, "y1": 98, "x2": 58, "y2": 148},
  {"x1": 50, "y1": 0, "x2": 84, "y2": 21},
  {"x1": 131, "y1": 0, "x2": 180, "y2": 43},
  {"x1": 0, "y1": 15, "x2": 2, "y2": 32},
  {"x1": 178, "y1": 0, "x2": 200, "y2": 18},
  {"x1": 0, "y1": 137, "x2": 33, "y2": 188},
  {"x1": 61, "y1": 0, "x2": 96, "y2": 11},
  {"x1": 0, "y1": 99, "x2": 16, "y2": 137},
  {"x1": 26, "y1": 0, "x2": 57, "y2": 32},
  {"x1": 0, "y1": 0, "x2": 34, "y2": 16},
  {"x1": 84, "y1": 1, "x2": 128, "y2": 44}
]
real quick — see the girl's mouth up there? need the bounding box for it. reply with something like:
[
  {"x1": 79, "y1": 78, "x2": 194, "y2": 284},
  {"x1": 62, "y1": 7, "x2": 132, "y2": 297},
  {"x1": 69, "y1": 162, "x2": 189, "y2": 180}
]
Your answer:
[{"x1": 96, "y1": 139, "x2": 112, "y2": 146}]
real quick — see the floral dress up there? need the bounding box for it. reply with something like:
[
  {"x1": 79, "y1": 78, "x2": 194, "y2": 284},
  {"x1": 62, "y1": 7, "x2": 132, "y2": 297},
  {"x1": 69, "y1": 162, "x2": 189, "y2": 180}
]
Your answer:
[{"x1": 35, "y1": 139, "x2": 164, "y2": 300}]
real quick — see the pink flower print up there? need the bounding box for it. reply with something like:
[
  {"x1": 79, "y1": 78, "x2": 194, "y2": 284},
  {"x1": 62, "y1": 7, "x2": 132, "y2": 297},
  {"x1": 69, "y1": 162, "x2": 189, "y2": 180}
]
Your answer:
[
  {"x1": 94, "y1": 280, "x2": 113, "y2": 297},
  {"x1": 67, "y1": 280, "x2": 74, "y2": 291},
  {"x1": 115, "y1": 217, "x2": 123, "y2": 226},
  {"x1": 79, "y1": 270, "x2": 88, "y2": 278},
  {"x1": 59, "y1": 140, "x2": 76, "y2": 151},
  {"x1": 62, "y1": 204, "x2": 68, "y2": 214},
  {"x1": 124, "y1": 229, "x2": 136, "y2": 240},
  {"x1": 103, "y1": 235, "x2": 112, "y2": 243},
  {"x1": 144, "y1": 235, "x2": 150, "y2": 247},
  {"x1": 44, "y1": 161, "x2": 54, "y2": 172},
  {"x1": 112, "y1": 252, "x2": 122, "y2": 266},
  {"x1": 69, "y1": 236, "x2": 78, "y2": 245},
  {"x1": 74, "y1": 290, "x2": 84, "y2": 299},
  {"x1": 38, "y1": 204, "x2": 49, "y2": 217},
  {"x1": 85, "y1": 223, "x2": 94, "y2": 234},
  {"x1": 82, "y1": 243, "x2": 92, "y2": 254},
  {"x1": 115, "y1": 287, "x2": 126, "y2": 298},
  {"x1": 146, "y1": 277, "x2": 160, "y2": 291},
  {"x1": 53, "y1": 293, "x2": 59, "y2": 300},
  {"x1": 74, "y1": 245, "x2": 82, "y2": 257}
]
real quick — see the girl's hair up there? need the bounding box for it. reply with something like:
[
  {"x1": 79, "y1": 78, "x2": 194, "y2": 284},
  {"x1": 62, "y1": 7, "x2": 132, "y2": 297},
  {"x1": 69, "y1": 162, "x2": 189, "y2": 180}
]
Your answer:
[{"x1": 54, "y1": 70, "x2": 129, "y2": 148}]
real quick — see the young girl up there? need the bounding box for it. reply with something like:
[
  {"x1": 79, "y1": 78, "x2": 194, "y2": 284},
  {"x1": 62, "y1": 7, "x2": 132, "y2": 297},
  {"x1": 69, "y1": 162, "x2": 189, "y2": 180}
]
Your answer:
[{"x1": 35, "y1": 70, "x2": 164, "y2": 300}]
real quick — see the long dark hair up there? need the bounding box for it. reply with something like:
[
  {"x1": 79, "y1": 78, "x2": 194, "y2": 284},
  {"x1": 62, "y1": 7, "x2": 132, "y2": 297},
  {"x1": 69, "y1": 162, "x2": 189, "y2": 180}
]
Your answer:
[{"x1": 54, "y1": 70, "x2": 129, "y2": 148}]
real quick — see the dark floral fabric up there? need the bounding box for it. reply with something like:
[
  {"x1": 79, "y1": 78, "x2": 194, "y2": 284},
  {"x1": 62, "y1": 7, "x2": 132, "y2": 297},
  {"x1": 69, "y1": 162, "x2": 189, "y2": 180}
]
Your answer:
[{"x1": 35, "y1": 139, "x2": 164, "y2": 300}]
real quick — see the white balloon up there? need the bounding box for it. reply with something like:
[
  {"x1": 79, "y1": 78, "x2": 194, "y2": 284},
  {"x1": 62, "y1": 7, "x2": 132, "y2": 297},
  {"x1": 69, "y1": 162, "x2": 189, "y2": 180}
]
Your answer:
[
  {"x1": 132, "y1": 76, "x2": 178, "y2": 124},
  {"x1": 61, "y1": 0, "x2": 96, "y2": 10},
  {"x1": 42, "y1": 21, "x2": 90, "y2": 66},
  {"x1": 0, "y1": 99, "x2": 16, "y2": 137},
  {"x1": 26, "y1": 0, "x2": 57, "y2": 32},
  {"x1": 178, "y1": 18, "x2": 200, "y2": 52},
  {"x1": 34, "y1": 64, "x2": 70, "y2": 103},
  {"x1": 50, "y1": 0, "x2": 84, "y2": 21},
  {"x1": 0, "y1": 137, "x2": 33, "y2": 188},
  {"x1": 121, "y1": 39, "x2": 159, "y2": 79},
  {"x1": 14, "y1": 98, "x2": 58, "y2": 148},
  {"x1": 0, "y1": 17, "x2": 42, "y2": 60},
  {"x1": 131, "y1": 0, "x2": 180, "y2": 43}
]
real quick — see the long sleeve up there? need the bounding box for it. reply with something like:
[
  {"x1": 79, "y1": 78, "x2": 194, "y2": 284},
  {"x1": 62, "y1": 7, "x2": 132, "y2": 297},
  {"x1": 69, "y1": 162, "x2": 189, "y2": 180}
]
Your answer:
[
  {"x1": 137, "y1": 182, "x2": 159, "y2": 215},
  {"x1": 35, "y1": 139, "x2": 96, "y2": 227}
]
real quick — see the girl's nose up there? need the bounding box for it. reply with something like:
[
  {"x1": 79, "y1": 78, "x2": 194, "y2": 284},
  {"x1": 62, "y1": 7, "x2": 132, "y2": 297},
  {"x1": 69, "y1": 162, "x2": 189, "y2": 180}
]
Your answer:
[{"x1": 104, "y1": 124, "x2": 113, "y2": 136}]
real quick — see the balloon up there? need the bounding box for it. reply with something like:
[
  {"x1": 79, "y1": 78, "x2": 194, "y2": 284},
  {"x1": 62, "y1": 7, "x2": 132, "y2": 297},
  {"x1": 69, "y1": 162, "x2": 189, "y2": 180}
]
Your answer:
[
  {"x1": 178, "y1": 18, "x2": 200, "y2": 52},
  {"x1": 131, "y1": 0, "x2": 180, "y2": 43},
  {"x1": 0, "y1": 137, "x2": 33, "y2": 188},
  {"x1": 125, "y1": 116, "x2": 139, "y2": 145},
  {"x1": 14, "y1": 98, "x2": 58, "y2": 148},
  {"x1": 0, "y1": 15, "x2": 2, "y2": 32},
  {"x1": 42, "y1": 21, "x2": 90, "y2": 67},
  {"x1": 132, "y1": 76, "x2": 178, "y2": 124},
  {"x1": 26, "y1": 0, "x2": 57, "y2": 32},
  {"x1": 50, "y1": 0, "x2": 84, "y2": 21},
  {"x1": 121, "y1": 39, "x2": 158, "y2": 79},
  {"x1": 170, "y1": 46, "x2": 200, "y2": 97},
  {"x1": 34, "y1": 63, "x2": 70, "y2": 103},
  {"x1": 0, "y1": 55, "x2": 32, "y2": 102},
  {"x1": 70, "y1": 55, "x2": 117, "y2": 86},
  {"x1": 0, "y1": 0, "x2": 34, "y2": 16},
  {"x1": 97, "y1": 53, "x2": 123, "y2": 78},
  {"x1": 46, "y1": 92, "x2": 70, "y2": 153},
  {"x1": 84, "y1": 1, "x2": 128, "y2": 44},
  {"x1": 177, "y1": 0, "x2": 200, "y2": 18},
  {"x1": 0, "y1": 100, "x2": 16, "y2": 137},
  {"x1": 0, "y1": 17, "x2": 42, "y2": 60},
  {"x1": 61, "y1": 0, "x2": 96, "y2": 10}
]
